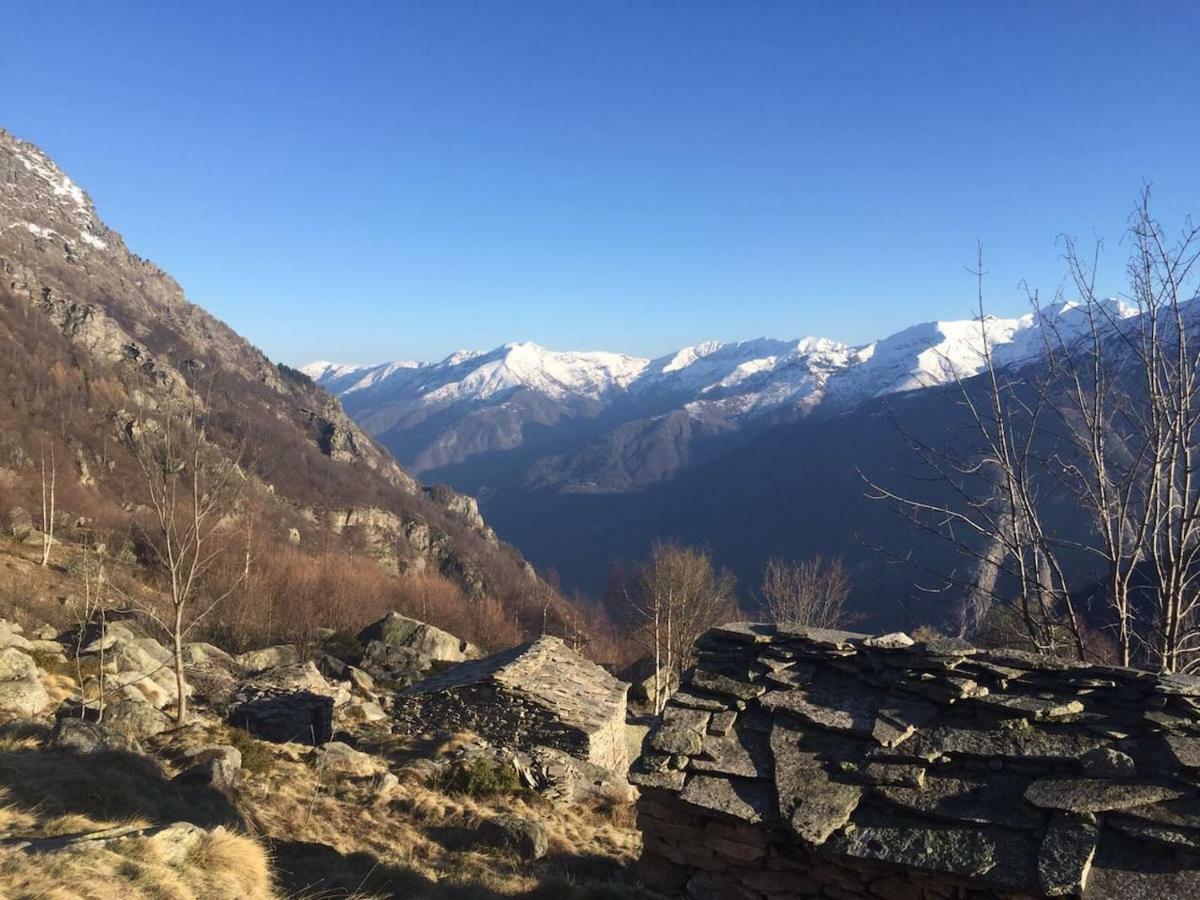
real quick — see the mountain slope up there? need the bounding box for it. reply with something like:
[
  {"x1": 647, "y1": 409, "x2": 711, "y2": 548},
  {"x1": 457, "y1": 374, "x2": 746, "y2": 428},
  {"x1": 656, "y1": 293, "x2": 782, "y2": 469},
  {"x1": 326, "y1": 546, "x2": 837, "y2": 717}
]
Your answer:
[
  {"x1": 312, "y1": 300, "x2": 1138, "y2": 492},
  {"x1": 0, "y1": 128, "x2": 536, "y2": 605}
]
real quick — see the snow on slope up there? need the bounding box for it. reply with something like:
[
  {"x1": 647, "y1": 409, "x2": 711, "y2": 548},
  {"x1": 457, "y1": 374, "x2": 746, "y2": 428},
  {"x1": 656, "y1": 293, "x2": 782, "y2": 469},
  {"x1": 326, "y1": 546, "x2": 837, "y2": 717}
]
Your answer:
[{"x1": 309, "y1": 301, "x2": 1141, "y2": 424}]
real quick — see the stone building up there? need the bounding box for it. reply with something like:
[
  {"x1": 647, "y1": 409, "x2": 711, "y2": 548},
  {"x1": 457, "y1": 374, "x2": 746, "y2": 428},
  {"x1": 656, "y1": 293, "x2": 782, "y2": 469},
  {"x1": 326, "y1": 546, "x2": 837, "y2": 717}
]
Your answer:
[
  {"x1": 632, "y1": 623, "x2": 1200, "y2": 899},
  {"x1": 393, "y1": 635, "x2": 629, "y2": 773}
]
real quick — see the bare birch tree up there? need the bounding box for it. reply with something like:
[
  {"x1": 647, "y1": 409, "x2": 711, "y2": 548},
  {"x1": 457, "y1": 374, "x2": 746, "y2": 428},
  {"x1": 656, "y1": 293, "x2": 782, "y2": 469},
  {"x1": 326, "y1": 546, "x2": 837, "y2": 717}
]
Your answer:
[
  {"x1": 867, "y1": 192, "x2": 1200, "y2": 672},
  {"x1": 761, "y1": 555, "x2": 851, "y2": 629},
  {"x1": 623, "y1": 542, "x2": 738, "y2": 713},
  {"x1": 39, "y1": 445, "x2": 55, "y2": 567},
  {"x1": 132, "y1": 403, "x2": 246, "y2": 723}
]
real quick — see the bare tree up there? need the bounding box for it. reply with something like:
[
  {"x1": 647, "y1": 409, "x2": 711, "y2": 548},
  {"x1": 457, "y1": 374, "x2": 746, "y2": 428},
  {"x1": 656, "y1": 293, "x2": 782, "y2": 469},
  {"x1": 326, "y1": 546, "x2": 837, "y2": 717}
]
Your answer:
[
  {"x1": 70, "y1": 544, "x2": 109, "y2": 719},
  {"x1": 132, "y1": 403, "x2": 246, "y2": 723},
  {"x1": 866, "y1": 192, "x2": 1200, "y2": 672},
  {"x1": 761, "y1": 555, "x2": 850, "y2": 629},
  {"x1": 623, "y1": 542, "x2": 738, "y2": 713},
  {"x1": 39, "y1": 445, "x2": 55, "y2": 567}
]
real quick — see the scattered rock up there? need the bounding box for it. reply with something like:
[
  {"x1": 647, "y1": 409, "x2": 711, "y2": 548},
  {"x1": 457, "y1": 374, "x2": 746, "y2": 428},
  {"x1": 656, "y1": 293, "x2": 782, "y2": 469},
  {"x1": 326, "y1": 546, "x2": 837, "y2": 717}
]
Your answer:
[
  {"x1": 235, "y1": 645, "x2": 299, "y2": 674},
  {"x1": 176, "y1": 745, "x2": 241, "y2": 791},
  {"x1": 53, "y1": 717, "x2": 138, "y2": 753},
  {"x1": 475, "y1": 815, "x2": 548, "y2": 860},
  {"x1": 310, "y1": 741, "x2": 378, "y2": 776}
]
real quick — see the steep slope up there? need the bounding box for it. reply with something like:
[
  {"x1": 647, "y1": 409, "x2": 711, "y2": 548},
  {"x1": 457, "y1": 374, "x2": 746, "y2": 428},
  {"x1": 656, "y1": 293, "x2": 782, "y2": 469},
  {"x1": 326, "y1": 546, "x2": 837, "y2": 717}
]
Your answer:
[{"x1": 0, "y1": 128, "x2": 534, "y2": 600}]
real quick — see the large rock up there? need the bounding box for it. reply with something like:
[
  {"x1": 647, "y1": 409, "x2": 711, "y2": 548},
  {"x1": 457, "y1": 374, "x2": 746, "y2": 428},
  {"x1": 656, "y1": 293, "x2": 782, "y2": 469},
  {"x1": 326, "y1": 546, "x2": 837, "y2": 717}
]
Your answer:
[
  {"x1": 357, "y1": 613, "x2": 477, "y2": 682},
  {"x1": 102, "y1": 699, "x2": 174, "y2": 739},
  {"x1": 475, "y1": 815, "x2": 549, "y2": 861},
  {"x1": 310, "y1": 741, "x2": 379, "y2": 776},
  {"x1": 0, "y1": 620, "x2": 34, "y2": 652},
  {"x1": 0, "y1": 646, "x2": 49, "y2": 716},
  {"x1": 53, "y1": 717, "x2": 138, "y2": 753},
  {"x1": 235, "y1": 645, "x2": 299, "y2": 674},
  {"x1": 175, "y1": 745, "x2": 241, "y2": 791},
  {"x1": 228, "y1": 663, "x2": 340, "y2": 745}
]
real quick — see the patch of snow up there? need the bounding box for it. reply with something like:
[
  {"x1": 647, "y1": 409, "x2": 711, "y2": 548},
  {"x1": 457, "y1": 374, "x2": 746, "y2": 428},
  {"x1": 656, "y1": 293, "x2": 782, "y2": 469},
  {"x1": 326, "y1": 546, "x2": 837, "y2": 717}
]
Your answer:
[{"x1": 79, "y1": 231, "x2": 108, "y2": 250}]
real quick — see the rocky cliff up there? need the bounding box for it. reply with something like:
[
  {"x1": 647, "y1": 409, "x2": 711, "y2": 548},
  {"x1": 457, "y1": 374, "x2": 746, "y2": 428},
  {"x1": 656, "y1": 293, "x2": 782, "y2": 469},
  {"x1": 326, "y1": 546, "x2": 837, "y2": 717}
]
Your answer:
[{"x1": 0, "y1": 127, "x2": 532, "y2": 596}]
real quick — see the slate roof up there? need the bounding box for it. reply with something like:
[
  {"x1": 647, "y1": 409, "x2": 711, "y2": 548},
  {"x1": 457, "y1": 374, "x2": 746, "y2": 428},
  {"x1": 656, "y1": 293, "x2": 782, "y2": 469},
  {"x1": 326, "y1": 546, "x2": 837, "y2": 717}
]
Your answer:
[
  {"x1": 632, "y1": 623, "x2": 1200, "y2": 898},
  {"x1": 404, "y1": 635, "x2": 627, "y2": 737}
]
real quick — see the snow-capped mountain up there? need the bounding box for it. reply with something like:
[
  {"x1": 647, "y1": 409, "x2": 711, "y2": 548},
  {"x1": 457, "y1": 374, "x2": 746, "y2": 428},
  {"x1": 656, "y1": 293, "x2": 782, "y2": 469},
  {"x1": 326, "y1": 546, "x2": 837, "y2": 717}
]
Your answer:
[{"x1": 307, "y1": 301, "x2": 1138, "y2": 481}]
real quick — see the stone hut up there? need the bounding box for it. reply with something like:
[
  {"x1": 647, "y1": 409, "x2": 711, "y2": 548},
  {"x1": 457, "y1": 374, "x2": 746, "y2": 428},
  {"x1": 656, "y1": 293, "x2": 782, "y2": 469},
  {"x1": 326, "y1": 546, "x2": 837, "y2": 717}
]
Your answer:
[
  {"x1": 394, "y1": 635, "x2": 629, "y2": 773},
  {"x1": 632, "y1": 623, "x2": 1200, "y2": 899}
]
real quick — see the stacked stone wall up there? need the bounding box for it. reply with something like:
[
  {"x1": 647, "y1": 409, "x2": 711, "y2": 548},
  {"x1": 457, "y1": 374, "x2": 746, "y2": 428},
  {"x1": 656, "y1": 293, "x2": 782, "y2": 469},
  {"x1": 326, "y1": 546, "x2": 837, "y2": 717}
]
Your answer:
[{"x1": 633, "y1": 624, "x2": 1200, "y2": 899}]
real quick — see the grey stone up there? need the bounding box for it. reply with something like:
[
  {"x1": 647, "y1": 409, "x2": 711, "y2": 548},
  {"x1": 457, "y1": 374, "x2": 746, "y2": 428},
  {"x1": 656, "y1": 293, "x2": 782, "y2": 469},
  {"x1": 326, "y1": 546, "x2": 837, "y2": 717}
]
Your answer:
[
  {"x1": 1037, "y1": 814, "x2": 1098, "y2": 896},
  {"x1": 1024, "y1": 778, "x2": 1184, "y2": 813},
  {"x1": 679, "y1": 774, "x2": 777, "y2": 824},
  {"x1": 475, "y1": 815, "x2": 548, "y2": 860},
  {"x1": 310, "y1": 741, "x2": 378, "y2": 776},
  {"x1": 771, "y1": 724, "x2": 863, "y2": 844},
  {"x1": 1107, "y1": 815, "x2": 1199, "y2": 849},
  {"x1": 824, "y1": 811, "x2": 1037, "y2": 890},
  {"x1": 861, "y1": 762, "x2": 926, "y2": 788},
  {"x1": 1164, "y1": 732, "x2": 1200, "y2": 768},
  {"x1": 649, "y1": 724, "x2": 703, "y2": 756},
  {"x1": 885, "y1": 723, "x2": 1106, "y2": 763},
  {"x1": 662, "y1": 705, "x2": 711, "y2": 733},
  {"x1": 1080, "y1": 747, "x2": 1137, "y2": 777},
  {"x1": 176, "y1": 745, "x2": 241, "y2": 791},
  {"x1": 707, "y1": 711, "x2": 737, "y2": 736},
  {"x1": 875, "y1": 773, "x2": 1042, "y2": 829},
  {"x1": 689, "y1": 669, "x2": 764, "y2": 702},
  {"x1": 862, "y1": 632, "x2": 914, "y2": 650},
  {"x1": 102, "y1": 700, "x2": 173, "y2": 739},
  {"x1": 234, "y1": 644, "x2": 299, "y2": 674},
  {"x1": 974, "y1": 693, "x2": 1084, "y2": 719},
  {"x1": 53, "y1": 718, "x2": 136, "y2": 754},
  {"x1": 690, "y1": 726, "x2": 772, "y2": 778},
  {"x1": 629, "y1": 767, "x2": 686, "y2": 790}
]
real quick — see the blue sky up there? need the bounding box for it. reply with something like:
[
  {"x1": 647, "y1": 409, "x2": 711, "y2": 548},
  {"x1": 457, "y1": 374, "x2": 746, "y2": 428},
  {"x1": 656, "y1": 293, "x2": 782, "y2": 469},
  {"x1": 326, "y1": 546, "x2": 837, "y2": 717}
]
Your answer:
[{"x1": 3, "y1": 2, "x2": 1197, "y2": 365}]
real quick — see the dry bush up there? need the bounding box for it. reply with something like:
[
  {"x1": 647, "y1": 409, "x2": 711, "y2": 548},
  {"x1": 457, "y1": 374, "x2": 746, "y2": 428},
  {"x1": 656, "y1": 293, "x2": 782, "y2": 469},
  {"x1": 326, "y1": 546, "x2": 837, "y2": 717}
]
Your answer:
[{"x1": 760, "y1": 555, "x2": 851, "y2": 629}]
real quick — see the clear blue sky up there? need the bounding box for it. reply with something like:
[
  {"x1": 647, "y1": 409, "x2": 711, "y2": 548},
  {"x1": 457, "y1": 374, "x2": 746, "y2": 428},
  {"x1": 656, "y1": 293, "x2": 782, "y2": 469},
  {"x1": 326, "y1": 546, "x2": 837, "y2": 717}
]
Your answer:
[{"x1": 3, "y1": 2, "x2": 1197, "y2": 365}]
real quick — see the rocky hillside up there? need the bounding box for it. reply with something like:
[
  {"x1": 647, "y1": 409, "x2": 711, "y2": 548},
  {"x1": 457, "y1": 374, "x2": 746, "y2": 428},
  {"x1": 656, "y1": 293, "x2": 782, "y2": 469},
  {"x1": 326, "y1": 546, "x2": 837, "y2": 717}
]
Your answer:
[
  {"x1": 0, "y1": 128, "x2": 537, "y2": 603},
  {"x1": 0, "y1": 535, "x2": 641, "y2": 898}
]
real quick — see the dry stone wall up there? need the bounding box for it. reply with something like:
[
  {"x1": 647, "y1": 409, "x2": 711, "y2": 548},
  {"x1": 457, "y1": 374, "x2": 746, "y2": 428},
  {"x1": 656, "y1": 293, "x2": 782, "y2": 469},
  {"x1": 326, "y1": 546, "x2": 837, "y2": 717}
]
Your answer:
[
  {"x1": 632, "y1": 623, "x2": 1200, "y2": 899},
  {"x1": 393, "y1": 635, "x2": 629, "y2": 773}
]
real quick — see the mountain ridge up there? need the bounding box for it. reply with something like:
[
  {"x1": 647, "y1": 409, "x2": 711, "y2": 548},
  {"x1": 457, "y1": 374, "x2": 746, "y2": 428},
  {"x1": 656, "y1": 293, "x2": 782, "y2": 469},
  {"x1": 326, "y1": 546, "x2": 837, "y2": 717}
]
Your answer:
[{"x1": 308, "y1": 300, "x2": 1139, "y2": 484}]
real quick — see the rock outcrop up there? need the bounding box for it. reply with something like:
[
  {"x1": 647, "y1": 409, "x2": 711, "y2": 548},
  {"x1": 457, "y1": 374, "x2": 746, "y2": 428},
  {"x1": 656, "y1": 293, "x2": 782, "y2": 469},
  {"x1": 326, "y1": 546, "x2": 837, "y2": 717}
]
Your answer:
[
  {"x1": 394, "y1": 635, "x2": 629, "y2": 774},
  {"x1": 357, "y1": 612, "x2": 479, "y2": 685},
  {"x1": 633, "y1": 623, "x2": 1200, "y2": 899}
]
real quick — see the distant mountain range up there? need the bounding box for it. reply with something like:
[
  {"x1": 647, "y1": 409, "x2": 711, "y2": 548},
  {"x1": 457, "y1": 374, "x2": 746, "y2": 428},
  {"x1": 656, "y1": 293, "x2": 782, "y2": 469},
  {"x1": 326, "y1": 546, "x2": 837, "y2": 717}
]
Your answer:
[
  {"x1": 306, "y1": 300, "x2": 1135, "y2": 486},
  {"x1": 308, "y1": 301, "x2": 1138, "y2": 618}
]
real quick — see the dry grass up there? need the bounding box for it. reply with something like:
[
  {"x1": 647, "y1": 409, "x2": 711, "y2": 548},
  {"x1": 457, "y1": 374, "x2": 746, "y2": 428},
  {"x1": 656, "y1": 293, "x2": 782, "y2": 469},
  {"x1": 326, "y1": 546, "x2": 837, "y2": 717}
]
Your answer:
[
  {"x1": 0, "y1": 826, "x2": 273, "y2": 900},
  {"x1": 0, "y1": 722, "x2": 273, "y2": 899}
]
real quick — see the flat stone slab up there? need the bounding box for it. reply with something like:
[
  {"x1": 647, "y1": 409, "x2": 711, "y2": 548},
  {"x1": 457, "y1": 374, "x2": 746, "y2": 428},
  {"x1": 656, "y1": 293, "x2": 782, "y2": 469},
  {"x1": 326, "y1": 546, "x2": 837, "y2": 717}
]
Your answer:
[
  {"x1": 883, "y1": 723, "x2": 1107, "y2": 763},
  {"x1": 1024, "y1": 778, "x2": 1185, "y2": 813},
  {"x1": 690, "y1": 727, "x2": 772, "y2": 779},
  {"x1": 649, "y1": 724, "x2": 703, "y2": 756},
  {"x1": 679, "y1": 774, "x2": 777, "y2": 824},
  {"x1": 1037, "y1": 815, "x2": 1097, "y2": 896},
  {"x1": 760, "y1": 669, "x2": 932, "y2": 747},
  {"x1": 771, "y1": 723, "x2": 864, "y2": 845},
  {"x1": 824, "y1": 811, "x2": 1037, "y2": 890},
  {"x1": 876, "y1": 773, "x2": 1042, "y2": 830},
  {"x1": 690, "y1": 670, "x2": 764, "y2": 702},
  {"x1": 1164, "y1": 733, "x2": 1200, "y2": 768},
  {"x1": 974, "y1": 693, "x2": 1085, "y2": 720}
]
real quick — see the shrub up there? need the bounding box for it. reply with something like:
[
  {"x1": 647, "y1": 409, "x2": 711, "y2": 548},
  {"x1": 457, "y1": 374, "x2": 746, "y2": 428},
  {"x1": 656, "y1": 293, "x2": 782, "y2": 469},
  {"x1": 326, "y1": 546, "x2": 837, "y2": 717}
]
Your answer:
[
  {"x1": 227, "y1": 728, "x2": 275, "y2": 775},
  {"x1": 441, "y1": 758, "x2": 525, "y2": 798}
]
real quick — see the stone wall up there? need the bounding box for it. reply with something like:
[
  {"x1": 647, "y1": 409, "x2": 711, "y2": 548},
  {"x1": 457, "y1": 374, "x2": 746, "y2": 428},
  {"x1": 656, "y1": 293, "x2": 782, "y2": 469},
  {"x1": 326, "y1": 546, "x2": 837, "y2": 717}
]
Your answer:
[
  {"x1": 394, "y1": 636, "x2": 629, "y2": 773},
  {"x1": 632, "y1": 624, "x2": 1200, "y2": 899}
]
